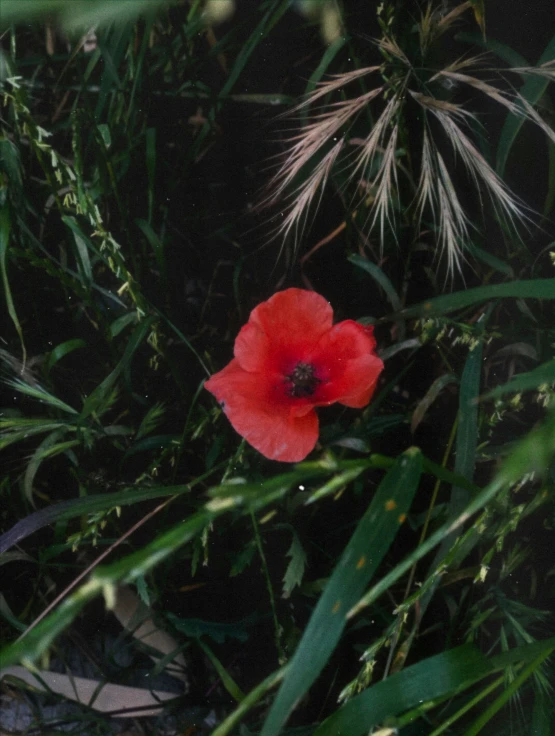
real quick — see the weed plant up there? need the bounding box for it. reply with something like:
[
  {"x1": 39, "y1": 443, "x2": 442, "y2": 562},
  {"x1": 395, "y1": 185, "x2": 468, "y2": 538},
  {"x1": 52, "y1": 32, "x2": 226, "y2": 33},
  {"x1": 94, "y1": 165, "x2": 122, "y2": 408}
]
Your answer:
[{"x1": 0, "y1": 2, "x2": 554, "y2": 735}]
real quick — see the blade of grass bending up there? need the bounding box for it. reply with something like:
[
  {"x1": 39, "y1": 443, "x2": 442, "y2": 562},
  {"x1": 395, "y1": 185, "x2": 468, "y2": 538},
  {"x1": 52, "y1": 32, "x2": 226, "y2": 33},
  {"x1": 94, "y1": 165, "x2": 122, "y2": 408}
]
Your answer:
[
  {"x1": 136, "y1": 218, "x2": 167, "y2": 288},
  {"x1": 0, "y1": 205, "x2": 26, "y2": 365},
  {"x1": 260, "y1": 447, "x2": 423, "y2": 736},
  {"x1": 0, "y1": 0, "x2": 168, "y2": 31},
  {"x1": 314, "y1": 637, "x2": 555, "y2": 736},
  {"x1": 411, "y1": 373, "x2": 457, "y2": 433},
  {"x1": 81, "y1": 315, "x2": 155, "y2": 418},
  {"x1": 211, "y1": 665, "x2": 289, "y2": 736},
  {"x1": 349, "y1": 408, "x2": 555, "y2": 618},
  {"x1": 350, "y1": 254, "x2": 405, "y2": 338},
  {"x1": 44, "y1": 339, "x2": 87, "y2": 374},
  {"x1": 496, "y1": 33, "x2": 555, "y2": 177},
  {"x1": 465, "y1": 646, "x2": 555, "y2": 736},
  {"x1": 481, "y1": 358, "x2": 555, "y2": 400},
  {"x1": 385, "y1": 278, "x2": 555, "y2": 321},
  {"x1": 447, "y1": 337, "x2": 483, "y2": 531},
  {"x1": 301, "y1": 36, "x2": 346, "y2": 127},
  {"x1": 5, "y1": 379, "x2": 79, "y2": 415},
  {"x1": 197, "y1": 639, "x2": 246, "y2": 703},
  {"x1": 2, "y1": 464, "x2": 383, "y2": 665},
  {"x1": 0, "y1": 509, "x2": 213, "y2": 669},
  {"x1": 316, "y1": 645, "x2": 492, "y2": 736},
  {"x1": 456, "y1": 32, "x2": 528, "y2": 70},
  {"x1": 0, "y1": 461, "x2": 228, "y2": 555},
  {"x1": 23, "y1": 429, "x2": 73, "y2": 505}
]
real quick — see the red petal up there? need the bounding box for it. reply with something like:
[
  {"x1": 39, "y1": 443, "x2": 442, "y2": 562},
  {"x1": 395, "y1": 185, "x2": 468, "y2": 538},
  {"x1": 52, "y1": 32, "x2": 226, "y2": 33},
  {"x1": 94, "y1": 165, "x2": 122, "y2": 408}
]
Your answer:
[
  {"x1": 235, "y1": 288, "x2": 333, "y2": 373},
  {"x1": 205, "y1": 359, "x2": 319, "y2": 462},
  {"x1": 310, "y1": 320, "x2": 384, "y2": 407}
]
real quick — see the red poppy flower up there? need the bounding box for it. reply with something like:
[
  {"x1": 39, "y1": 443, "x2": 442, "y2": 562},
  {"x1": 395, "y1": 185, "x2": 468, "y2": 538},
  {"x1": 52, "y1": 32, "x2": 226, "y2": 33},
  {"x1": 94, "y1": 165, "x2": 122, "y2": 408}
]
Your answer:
[{"x1": 205, "y1": 288, "x2": 384, "y2": 462}]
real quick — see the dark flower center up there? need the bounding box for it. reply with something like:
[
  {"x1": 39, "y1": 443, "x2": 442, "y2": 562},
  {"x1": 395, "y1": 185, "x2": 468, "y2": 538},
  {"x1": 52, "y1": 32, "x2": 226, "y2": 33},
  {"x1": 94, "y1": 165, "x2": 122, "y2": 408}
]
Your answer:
[{"x1": 286, "y1": 362, "x2": 320, "y2": 398}]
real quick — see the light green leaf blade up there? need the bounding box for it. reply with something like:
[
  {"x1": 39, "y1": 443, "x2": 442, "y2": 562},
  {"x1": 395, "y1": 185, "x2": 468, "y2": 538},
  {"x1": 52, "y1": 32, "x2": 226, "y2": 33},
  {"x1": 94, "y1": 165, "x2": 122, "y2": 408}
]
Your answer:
[
  {"x1": 261, "y1": 447, "x2": 423, "y2": 736},
  {"x1": 315, "y1": 645, "x2": 491, "y2": 736},
  {"x1": 411, "y1": 373, "x2": 457, "y2": 433},
  {"x1": 496, "y1": 33, "x2": 555, "y2": 177},
  {"x1": 315, "y1": 638, "x2": 555, "y2": 736},
  {"x1": 0, "y1": 205, "x2": 26, "y2": 364},
  {"x1": 45, "y1": 339, "x2": 87, "y2": 374},
  {"x1": 389, "y1": 279, "x2": 555, "y2": 320},
  {"x1": 481, "y1": 358, "x2": 555, "y2": 400}
]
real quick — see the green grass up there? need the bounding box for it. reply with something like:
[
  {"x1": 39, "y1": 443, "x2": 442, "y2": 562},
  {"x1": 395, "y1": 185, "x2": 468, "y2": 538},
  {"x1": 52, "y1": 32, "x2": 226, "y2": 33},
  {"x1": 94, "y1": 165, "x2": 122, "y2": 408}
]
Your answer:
[{"x1": 0, "y1": 2, "x2": 554, "y2": 735}]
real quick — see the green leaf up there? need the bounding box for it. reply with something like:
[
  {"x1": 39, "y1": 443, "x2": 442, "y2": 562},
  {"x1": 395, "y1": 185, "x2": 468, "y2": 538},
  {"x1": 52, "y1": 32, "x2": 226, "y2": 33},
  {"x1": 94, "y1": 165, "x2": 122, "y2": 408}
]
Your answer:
[
  {"x1": 389, "y1": 279, "x2": 555, "y2": 320},
  {"x1": 167, "y1": 612, "x2": 254, "y2": 644},
  {"x1": 0, "y1": 465, "x2": 225, "y2": 555},
  {"x1": 314, "y1": 638, "x2": 555, "y2": 736},
  {"x1": 44, "y1": 339, "x2": 87, "y2": 374},
  {"x1": 282, "y1": 532, "x2": 307, "y2": 598},
  {"x1": 350, "y1": 409, "x2": 555, "y2": 620},
  {"x1": 0, "y1": 205, "x2": 26, "y2": 364},
  {"x1": 261, "y1": 448, "x2": 423, "y2": 736},
  {"x1": 411, "y1": 373, "x2": 457, "y2": 433},
  {"x1": 465, "y1": 646, "x2": 555, "y2": 735},
  {"x1": 481, "y1": 358, "x2": 555, "y2": 400},
  {"x1": 23, "y1": 430, "x2": 73, "y2": 505},
  {"x1": 316, "y1": 645, "x2": 491, "y2": 736},
  {"x1": 81, "y1": 315, "x2": 155, "y2": 418},
  {"x1": 350, "y1": 254, "x2": 405, "y2": 338},
  {"x1": 6, "y1": 379, "x2": 78, "y2": 415},
  {"x1": 212, "y1": 665, "x2": 288, "y2": 736},
  {"x1": 456, "y1": 32, "x2": 528, "y2": 70},
  {"x1": 496, "y1": 33, "x2": 555, "y2": 177},
  {"x1": 0, "y1": 0, "x2": 170, "y2": 32},
  {"x1": 197, "y1": 638, "x2": 246, "y2": 703},
  {"x1": 136, "y1": 218, "x2": 167, "y2": 285}
]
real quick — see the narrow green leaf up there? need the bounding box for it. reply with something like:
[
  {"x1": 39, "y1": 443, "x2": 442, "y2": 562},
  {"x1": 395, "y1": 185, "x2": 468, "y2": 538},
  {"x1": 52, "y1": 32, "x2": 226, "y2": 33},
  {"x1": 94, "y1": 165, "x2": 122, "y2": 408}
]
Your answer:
[
  {"x1": 6, "y1": 379, "x2": 78, "y2": 415},
  {"x1": 388, "y1": 279, "x2": 555, "y2": 320},
  {"x1": 136, "y1": 218, "x2": 167, "y2": 285},
  {"x1": 455, "y1": 343, "x2": 483, "y2": 492},
  {"x1": 81, "y1": 315, "x2": 155, "y2": 418},
  {"x1": 496, "y1": 33, "x2": 555, "y2": 176},
  {"x1": 0, "y1": 205, "x2": 26, "y2": 364},
  {"x1": 466, "y1": 647, "x2": 555, "y2": 736},
  {"x1": 411, "y1": 373, "x2": 457, "y2": 433},
  {"x1": 23, "y1": 429, "x2": 71, "y2": 504},
  {"x1": 261, "y1": 448, "x2": 423, "y2": 736},
  {"x1": 314, "y1": 637, "x2": 555, "y2": 736},
  {"x1": 315, "y1": 645, "x2": 492, "y2": 736},
  {"x1": 197, "y1": 638, "x2": 246, "y2": 703},
  {"x1": 481, "y1": 358, "x2": 555, "y2": 400},
  {"x1": 350, "y1": 254, "x2": 405, "y2": 338},
  {"x1": 211, "y1": 665, "x2": 288, "y2": 736},
  {"x1": 145, "y1": 128, "x2": 156, "y2": 225},
  {"x1": 350, "y1": 409, "x2": 555, "y2": 619},
  {"x1": 44, "y1": 339, "x2": 87, "y2": 374},
  {"x1": 220, "y1": 0, "x2": 291, "y2": 99},
  {"x1": 0, "y1": 465, "x2": 226, "y2": 555},
  {"x1": 456, "y1": 32, "x2": 528, "y2": 70},
  {"x1": 349, "y1": 254, "x2": 402, "y2": 313},
  {"x1": 0, "y1": 0, "x2": 169, "y2": 29}
]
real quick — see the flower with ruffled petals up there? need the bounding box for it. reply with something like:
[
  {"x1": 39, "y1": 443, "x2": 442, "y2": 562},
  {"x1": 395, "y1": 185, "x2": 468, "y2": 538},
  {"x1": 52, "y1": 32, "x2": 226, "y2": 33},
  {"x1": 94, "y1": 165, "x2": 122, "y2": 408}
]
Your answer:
[{"x1": 205, "y1": 288, "x2": 384, "y2": 462}]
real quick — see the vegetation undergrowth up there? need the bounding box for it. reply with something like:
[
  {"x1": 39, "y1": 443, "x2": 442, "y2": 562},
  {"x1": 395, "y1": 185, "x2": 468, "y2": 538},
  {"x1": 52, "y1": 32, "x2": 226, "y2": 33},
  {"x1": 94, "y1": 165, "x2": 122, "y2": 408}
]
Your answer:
[{"x1": 0, "y1": 2, "x2": 554, "y2": 735}]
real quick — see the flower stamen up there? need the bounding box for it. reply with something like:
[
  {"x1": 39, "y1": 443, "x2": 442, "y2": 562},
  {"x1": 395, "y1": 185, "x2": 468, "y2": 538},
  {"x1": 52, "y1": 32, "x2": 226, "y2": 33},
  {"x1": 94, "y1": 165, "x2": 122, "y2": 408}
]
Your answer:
[{"x1": 286, "y1": 362, "x2": 320, "y2": 398}]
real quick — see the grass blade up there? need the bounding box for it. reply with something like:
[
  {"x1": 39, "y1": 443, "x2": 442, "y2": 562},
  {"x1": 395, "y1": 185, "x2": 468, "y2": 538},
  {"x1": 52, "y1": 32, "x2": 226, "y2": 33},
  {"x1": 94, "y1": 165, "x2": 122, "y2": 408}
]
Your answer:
[
  {"x1": 481, "y1": 358, "x2": 555, "y2": 400},
  {"x1": 496, "y1": 32, "x2": 555, "y2": 177},
  {"x1": 315, "y1": 638, "x2": 555, "y2": 736},
  {"x1": 261, "y1": 447, "x2": 423, "y2": 736},
  {"x1": 0, "y1": 205, "x2": 26, "y2": 365},
  {"x1": 387, "y1": 278, "x2": 555, "y2": 320}
]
